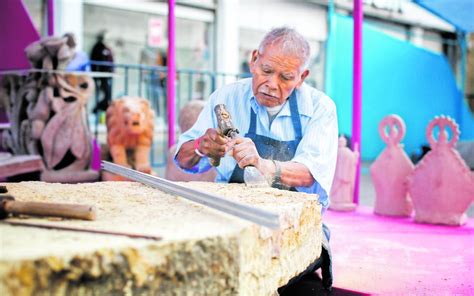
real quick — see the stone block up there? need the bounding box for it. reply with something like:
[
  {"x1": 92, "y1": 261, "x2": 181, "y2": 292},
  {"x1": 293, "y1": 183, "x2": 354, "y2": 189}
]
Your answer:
[{"x1": 0, "y1": 181, "x2": 322, "y2": 295}]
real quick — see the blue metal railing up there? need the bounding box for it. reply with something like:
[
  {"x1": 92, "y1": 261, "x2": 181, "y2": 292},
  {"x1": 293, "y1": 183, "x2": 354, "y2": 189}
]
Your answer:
[
  {"x1": 88, "y1": 61, "x2": 317, "y2": 168},
  {"x1": 88, "y1": 61, "x2": 250, "y2": 168}
]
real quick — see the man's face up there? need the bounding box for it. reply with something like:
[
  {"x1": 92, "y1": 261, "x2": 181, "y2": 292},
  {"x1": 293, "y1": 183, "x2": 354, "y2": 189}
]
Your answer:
[{"x1": 249, "y1": 43, "x2": 309, "y2": 107}]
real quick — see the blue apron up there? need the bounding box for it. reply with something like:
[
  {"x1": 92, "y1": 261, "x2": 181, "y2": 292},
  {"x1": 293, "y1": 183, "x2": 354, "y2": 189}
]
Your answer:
[
  {"x1": 228, "y1": 90, "x2": 302, "y2": 186},
  {"x1": 227, "y1": 91, "x2": 333, "y2": 290}
]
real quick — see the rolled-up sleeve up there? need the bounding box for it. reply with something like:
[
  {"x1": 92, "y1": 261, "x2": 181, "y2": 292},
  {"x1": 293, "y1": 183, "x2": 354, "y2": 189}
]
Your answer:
[
  {"x1": 292, "y1": 98, "x2": 338, "y2": 209},
  {"x1": 173, "y1": 92, "x2": 219, "y2": 174}
]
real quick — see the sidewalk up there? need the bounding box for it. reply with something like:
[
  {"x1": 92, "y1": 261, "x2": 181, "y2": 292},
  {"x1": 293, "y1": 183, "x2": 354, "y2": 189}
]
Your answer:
[{"x1": 326, "y1": 206, "x2": 474, "y2": 294}]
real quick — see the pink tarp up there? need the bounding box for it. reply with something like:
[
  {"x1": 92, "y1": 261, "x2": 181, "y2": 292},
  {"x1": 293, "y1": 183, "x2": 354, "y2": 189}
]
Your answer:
[{"x1": 326, "y1": 206, "x2": 474, "y2": 294}]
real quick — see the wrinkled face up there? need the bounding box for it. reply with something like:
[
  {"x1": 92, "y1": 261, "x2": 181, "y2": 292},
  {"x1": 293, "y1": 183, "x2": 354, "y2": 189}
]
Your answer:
[
  {"x1": 122, "y1": 100, "x2": 147, "y2": 135},
  {"x1": 249, "y1": 43, "x2": 309, "y2": 107}
]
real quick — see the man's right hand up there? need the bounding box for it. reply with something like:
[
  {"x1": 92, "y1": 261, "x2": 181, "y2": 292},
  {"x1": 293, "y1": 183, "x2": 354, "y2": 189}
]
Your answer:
[
  {"x1": 197, "y1": 128, "x2": 231, "y2": 159},
  {"x1": 176, "y1": 128, "x2": 234, "y2": 170}
]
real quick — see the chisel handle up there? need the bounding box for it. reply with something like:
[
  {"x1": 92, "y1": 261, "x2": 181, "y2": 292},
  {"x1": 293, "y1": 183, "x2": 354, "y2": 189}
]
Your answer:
[
  {"x1": 211, "y1": 104, "x2": 240, "y2": 168},
  {"x1": 4, "y1": 198, "x2": 96, "y2": 221}
]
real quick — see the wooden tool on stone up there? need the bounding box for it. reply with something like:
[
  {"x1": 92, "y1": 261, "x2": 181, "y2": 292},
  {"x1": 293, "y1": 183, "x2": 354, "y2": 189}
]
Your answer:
[{"x1": 0, "y1": 186, "x2": 96, "y2": 221}]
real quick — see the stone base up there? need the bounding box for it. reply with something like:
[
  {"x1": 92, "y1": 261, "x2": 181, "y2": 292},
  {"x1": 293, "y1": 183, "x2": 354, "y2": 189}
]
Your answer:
[
  {"x1": 374, "y1": 208, "x2": 412, "y2": 217},
  {"x1": 0, "y1": 182, "x2": 322, "y2": 295},
  {"x1": 0, "y1": 155, "x2": 43, "y2": 178},
  {"x1": 329, "y1": 202, "x2": 357, "y2": 212},
  {"x1": 414, "y1": 210, "x2": 468, "y2": 226}
]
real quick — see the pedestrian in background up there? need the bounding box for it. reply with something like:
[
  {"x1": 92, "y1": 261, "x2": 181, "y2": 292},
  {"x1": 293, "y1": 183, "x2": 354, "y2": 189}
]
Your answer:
[{"x1": 90, "y1": 30, "x2": 114, "y2": 113}]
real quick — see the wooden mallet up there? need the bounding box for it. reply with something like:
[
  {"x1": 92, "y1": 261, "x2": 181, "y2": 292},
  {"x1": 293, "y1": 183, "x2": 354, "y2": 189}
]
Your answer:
[{"x1": 0, "y1": 186, "x2": 96, "y2": 221}]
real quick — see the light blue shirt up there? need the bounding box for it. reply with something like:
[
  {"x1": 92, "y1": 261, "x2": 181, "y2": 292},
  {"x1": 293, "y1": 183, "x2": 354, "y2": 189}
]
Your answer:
[
  {"x1": 174, "y1": 78, "x2": 338, "y2": 209},
  {"x1": 66, "y1": 51, "x2": 91, "y2": 72}
]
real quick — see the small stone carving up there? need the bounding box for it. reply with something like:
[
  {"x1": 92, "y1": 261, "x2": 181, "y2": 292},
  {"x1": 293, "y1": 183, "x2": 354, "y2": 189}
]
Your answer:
[
  {"x1": 408, "y1": 116, "x2": 474, "y2": 225},
  {"x1": 370, "y1": 115, "x2": 414, "y2": 217},
  {"x1": 25, "y1": 36, "x2": 74, "y2": 71},
  {"x1": 329, "y1": 136, "x2": 358, "y2": 211},
  {"x1": 104, "y1": 97, "x2": 154, "y2": 181},
  {"x1": 1, "y1": 36, "x2": 98, "y2": 182},
  {"x1": 40, "y1": 75, "x2": 95, "y2": 179}
]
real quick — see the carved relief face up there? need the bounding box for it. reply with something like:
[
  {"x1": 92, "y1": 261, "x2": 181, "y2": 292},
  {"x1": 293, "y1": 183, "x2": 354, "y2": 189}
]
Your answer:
[
  {"x1": 65, "y1": 74, "x2": 94, "y2": 101},
  {"x1": 54, "y1": 75, "x2": 94, "y2": 112},
  {"x1": 122, "y1": 99, "x2": 148, "y2": 135}
]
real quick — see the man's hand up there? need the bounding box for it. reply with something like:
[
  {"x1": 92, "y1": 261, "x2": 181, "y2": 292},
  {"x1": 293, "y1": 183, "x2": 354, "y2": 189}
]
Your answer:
[
  {"x1": 176, "y1": 128, "x2": 235, "y2": 170},
  {"x1": 230, "y1": 137, "x2": 262, "y2": 169},
  {"x1": 198, "y1": 128, "x2": 231, "y2": 159}
]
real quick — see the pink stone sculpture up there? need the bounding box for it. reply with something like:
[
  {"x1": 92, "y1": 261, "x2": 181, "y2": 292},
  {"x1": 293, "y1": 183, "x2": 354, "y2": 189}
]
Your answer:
[
  {"x1": 329, "y1": 136, "x2": 359, "y2": 211},
  {"x1": 1, "y1": 36, "x2": 99, "y2": 183},
  {"x1": 371, "y1": 115, "x2": 414, "y2": 217},
  {"x1": 408, "y1": 116, "x2": 474, "y2": 225}
]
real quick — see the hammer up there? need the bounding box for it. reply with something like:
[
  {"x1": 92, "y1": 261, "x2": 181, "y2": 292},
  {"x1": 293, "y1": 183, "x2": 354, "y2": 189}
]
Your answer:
[{"x1": 0, "y1": 186, "x2": 96, "y2": 221}]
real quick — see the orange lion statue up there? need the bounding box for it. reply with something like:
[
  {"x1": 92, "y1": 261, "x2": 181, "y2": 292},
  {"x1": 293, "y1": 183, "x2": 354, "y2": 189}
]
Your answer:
[{"x1": 103, "y1": 97, "x2": 154, "y2": 181}]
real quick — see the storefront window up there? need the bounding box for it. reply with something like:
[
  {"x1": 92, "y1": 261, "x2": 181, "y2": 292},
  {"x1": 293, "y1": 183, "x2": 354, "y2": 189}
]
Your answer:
[{"x1": 83, "y1": 3, "x2": 214, "y2": 114}]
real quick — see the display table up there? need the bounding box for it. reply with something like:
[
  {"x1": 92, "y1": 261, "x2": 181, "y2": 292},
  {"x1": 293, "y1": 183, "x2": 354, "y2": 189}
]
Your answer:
[{"x1": 0, "y1": 154, "x2": 43, "y2": 179}]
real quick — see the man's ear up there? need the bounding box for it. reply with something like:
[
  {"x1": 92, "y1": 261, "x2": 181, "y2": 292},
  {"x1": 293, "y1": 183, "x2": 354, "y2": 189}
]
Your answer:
[
  {"x1": 249, "y1": 50, "x2": 259, "y2": 73},
  {"x1": 296, "y1": 69, "x2": 310, "y2": 88}
]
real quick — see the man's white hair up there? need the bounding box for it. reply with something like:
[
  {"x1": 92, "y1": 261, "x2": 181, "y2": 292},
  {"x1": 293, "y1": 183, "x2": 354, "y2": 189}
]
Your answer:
[{"x1": 258, "y1": 27, "x2": 310, "y2": 69}]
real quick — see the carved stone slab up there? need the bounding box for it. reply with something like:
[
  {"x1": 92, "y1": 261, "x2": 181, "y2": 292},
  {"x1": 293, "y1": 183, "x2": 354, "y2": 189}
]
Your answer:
[
  {"x1": 0, "y1": 181, "x2": 322, "y2": 295},
  {"x1": 1, "y1": 36, "x2": 98, "y2": 182},
  {"x1": 408, "y1": 116, "x2": 474, "y2": 225},
  {"x1": 370, "y1": 115, "x2": 414, "y2": 216},
  {"x1": 329, "y1": 136, "x2": 358, "y2": 211}
]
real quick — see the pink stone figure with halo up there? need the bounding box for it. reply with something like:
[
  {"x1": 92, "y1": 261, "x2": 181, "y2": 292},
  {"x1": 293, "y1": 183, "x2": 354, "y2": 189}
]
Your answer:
[
  {"x1": 408, "y1": 116, "x2": 474, "y2": 226},
  {"x1": 329, "y1": 136, "x2": 359, "y2": 211},
  {"x1": 370, "y1": 115, "x2": 414, "y2": 216}
]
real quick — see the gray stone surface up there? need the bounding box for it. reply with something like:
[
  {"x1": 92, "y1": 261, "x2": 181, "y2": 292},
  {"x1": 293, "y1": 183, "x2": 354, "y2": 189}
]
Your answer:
[{"x1": 0, "y1": 181, "x2": 322, "y2": 295}]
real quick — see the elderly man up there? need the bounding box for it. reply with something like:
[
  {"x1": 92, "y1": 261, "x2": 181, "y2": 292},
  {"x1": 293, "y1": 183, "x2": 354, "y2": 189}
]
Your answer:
[{"x1": 175, "y1": 27, "x2": 338, "y2": 291}]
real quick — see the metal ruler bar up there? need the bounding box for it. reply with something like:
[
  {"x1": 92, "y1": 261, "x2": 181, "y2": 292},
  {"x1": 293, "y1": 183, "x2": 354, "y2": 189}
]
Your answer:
[{"x1": 101, "y1": 161, "x2": 280, "y2": 229}]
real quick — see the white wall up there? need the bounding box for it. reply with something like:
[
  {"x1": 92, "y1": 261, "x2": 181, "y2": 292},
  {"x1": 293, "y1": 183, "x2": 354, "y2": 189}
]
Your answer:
[
  {"x1": 335, "y1": 0, "x2": 454, "y2": 32},
  {"x1": 235, "y1": 0, "x2": 328, "y2": 88},
  {"x1": 216, "y1": 0, "x2": 239, "y2": 76},
  {"x1": 54, "y1": 0, "x2": 85, "y2": 50},
  {"x1": 82, "y1": 4, "x2": 213, "y2": 68},
  {"x1": 238, "y1": 0, "x2": 328, "y2": 42}
]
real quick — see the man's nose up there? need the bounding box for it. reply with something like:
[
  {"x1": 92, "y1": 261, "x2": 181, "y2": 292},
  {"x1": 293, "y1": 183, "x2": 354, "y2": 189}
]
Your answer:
[{"x1": 265, "y1": 74, "x2": 278, "y2": 90}]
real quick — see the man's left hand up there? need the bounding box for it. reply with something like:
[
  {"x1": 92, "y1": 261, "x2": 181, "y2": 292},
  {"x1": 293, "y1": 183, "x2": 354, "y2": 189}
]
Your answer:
[{"x1": 230, "y1": 137, "x2": 261, "y2": 169}]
